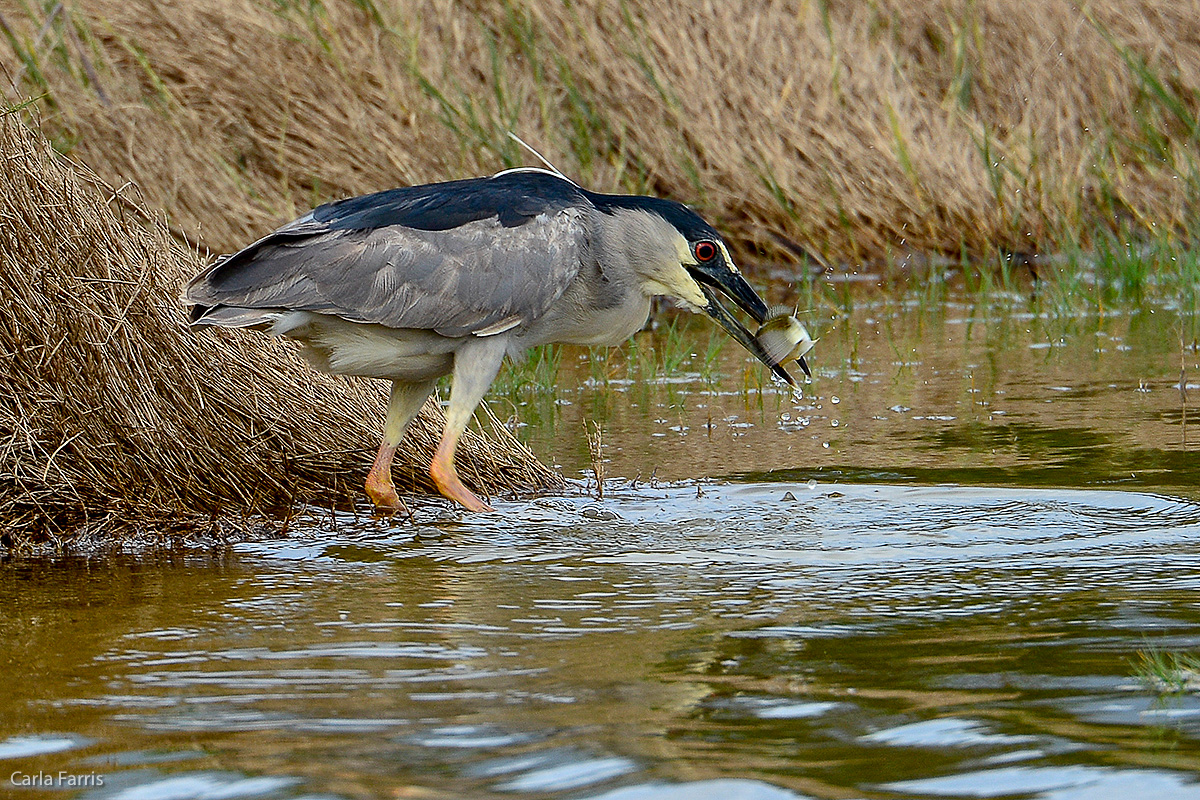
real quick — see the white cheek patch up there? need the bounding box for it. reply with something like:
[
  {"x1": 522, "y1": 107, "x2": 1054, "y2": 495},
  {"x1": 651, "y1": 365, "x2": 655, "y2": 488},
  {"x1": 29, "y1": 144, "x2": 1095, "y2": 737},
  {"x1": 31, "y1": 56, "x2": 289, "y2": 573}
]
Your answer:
[
  {"x1": 644, "y1": 263, "x2": 708, "y2": 312},
  {"x1": 676, "y1": 236, "x2": 697, "y2": 266}
]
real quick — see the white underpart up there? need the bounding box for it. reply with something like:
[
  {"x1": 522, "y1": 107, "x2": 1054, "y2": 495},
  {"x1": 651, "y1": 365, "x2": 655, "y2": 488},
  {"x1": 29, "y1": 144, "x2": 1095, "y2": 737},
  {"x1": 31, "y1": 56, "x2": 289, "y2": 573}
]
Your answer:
[{"x1": 272, "y1": 310, "x2": 458, "y2": 381}]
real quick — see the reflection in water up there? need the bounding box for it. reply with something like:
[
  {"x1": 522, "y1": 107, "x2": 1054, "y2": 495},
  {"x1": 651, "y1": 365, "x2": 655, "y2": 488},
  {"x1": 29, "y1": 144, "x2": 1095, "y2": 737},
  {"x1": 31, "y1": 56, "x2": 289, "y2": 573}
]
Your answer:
[
  {"x1": 1, "y1": 484, "x2": 1199, "y2": 798},
  {"x1": 581, "y1": 779, "x2": 809, "y2": 799},
  {"x1": 518, "y1": 296, "x2": 1200, "y2": 498},
  {"x1": 1, "y1": 297, "x2": 1199, "y2": 798},
  {"x1": 882, "y1": 764, "x2": 1198, "y2": 799}
]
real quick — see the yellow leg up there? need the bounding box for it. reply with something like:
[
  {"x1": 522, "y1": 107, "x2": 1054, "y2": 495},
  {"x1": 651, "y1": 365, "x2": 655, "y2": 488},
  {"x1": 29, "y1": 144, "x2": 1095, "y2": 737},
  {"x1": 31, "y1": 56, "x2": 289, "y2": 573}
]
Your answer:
[
  {"x1": 430, "y1": 336, "x2": 508, "y2": 512},
  {"x1": 365, "y1": 379, "x2": 435, "y2": 515}
]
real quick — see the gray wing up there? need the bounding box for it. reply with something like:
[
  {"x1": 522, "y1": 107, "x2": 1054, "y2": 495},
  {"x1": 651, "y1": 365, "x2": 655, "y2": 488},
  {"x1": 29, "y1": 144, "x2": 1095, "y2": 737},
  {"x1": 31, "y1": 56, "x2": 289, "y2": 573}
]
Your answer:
[{"x1": 186, "y1": 208, "x2": 587, "y2": 337}]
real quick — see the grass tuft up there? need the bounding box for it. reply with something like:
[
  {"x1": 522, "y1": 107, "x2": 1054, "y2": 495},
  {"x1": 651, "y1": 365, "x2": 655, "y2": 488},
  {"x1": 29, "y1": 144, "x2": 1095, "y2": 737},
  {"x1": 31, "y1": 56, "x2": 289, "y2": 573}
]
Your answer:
[{"x1": 1132, "y1": 648, "x2": 1200, "y2": 695}]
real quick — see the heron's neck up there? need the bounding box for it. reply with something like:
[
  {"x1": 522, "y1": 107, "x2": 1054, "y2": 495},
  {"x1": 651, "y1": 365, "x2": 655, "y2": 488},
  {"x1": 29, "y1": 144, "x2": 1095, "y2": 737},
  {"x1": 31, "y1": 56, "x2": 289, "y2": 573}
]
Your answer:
[{"x1": 594, "y1": 208, "x2": 707, "y2": 311}]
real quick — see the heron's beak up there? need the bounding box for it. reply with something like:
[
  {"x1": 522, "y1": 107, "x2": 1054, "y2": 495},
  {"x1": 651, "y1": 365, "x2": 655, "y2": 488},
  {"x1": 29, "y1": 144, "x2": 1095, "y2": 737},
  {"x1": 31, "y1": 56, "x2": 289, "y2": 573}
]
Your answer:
[
  {"x1": 695, "y1": 281, "x2": 795, "y2": 387},
  {"x1": 687, "y1": 262, "x2": 770, "y2": 323}
]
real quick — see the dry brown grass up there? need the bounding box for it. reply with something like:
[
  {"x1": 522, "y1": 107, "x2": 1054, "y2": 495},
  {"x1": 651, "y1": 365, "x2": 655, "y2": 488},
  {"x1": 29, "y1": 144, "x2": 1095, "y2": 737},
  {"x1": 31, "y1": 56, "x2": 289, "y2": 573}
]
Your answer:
[
  {"x1": 0, "y1": 113, "x2": 561, "y2": 549},
  {"x1": 0, "y1": 0, "x2": 1196, "y2": 547},
  {"x1": 3, "y1": 0, "x2": 1198, "y2": 269}
]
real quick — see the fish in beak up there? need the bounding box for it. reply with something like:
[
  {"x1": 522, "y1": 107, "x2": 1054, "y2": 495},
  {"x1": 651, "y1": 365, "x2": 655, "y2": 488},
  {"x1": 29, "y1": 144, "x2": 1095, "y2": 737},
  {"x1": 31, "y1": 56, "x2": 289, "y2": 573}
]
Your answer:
[
  {"x1": 755, "y1": 305, "x2": 814, "y2": 378},
  {"x1": 688, "y1": 261, "x2": 798, "y2": 386}
]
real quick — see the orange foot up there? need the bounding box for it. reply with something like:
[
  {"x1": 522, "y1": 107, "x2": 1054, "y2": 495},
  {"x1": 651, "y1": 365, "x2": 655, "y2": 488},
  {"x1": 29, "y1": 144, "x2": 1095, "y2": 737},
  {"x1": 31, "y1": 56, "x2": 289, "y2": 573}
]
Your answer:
[
  {"x1": 431, "y1": 453, "x2": 493, "y2": 513},
  {"x1": 365, "y1": 471, "x2": 409, "y2": 517}
]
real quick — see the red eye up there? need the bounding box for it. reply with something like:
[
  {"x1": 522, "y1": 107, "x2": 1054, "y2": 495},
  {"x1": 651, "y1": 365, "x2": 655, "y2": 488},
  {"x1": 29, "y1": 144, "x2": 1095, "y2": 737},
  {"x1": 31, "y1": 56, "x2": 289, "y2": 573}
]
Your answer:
[{"x1": 694, "y1": 241, "x2": 718, "y2": 262}]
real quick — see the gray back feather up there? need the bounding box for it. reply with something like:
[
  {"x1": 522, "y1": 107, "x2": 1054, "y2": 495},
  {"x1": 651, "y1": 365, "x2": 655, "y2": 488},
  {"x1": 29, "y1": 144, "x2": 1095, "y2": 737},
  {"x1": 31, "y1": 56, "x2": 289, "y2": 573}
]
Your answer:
[{"x1": 187, "y1": 209, "x2": 587, "y2": 338}]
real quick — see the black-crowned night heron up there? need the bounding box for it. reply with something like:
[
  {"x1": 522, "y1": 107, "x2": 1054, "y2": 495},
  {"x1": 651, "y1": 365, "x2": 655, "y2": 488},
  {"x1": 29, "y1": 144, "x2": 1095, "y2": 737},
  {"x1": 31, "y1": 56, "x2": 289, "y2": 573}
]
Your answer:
[{"x1": 185, "y1": 168, "x2": 808, "y2": 514}]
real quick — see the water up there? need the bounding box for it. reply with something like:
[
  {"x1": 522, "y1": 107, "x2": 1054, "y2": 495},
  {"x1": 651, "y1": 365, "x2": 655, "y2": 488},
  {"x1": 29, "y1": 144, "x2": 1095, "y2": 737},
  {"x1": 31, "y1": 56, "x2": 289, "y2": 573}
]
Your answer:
[
  {"x1": 512, "y1": 293, "x2": 1199, "y2": 496},
  {"x1": 2, "y1": 293, "x2": 1199, "y2": 798}
]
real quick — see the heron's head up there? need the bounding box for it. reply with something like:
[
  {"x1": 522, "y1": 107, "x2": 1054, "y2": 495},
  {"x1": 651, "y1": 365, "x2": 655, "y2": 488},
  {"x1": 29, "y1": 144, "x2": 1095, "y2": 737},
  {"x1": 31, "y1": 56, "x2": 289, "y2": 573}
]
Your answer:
[{"x1": 592, "y1": 195, "x2": 796, "y2": 385}]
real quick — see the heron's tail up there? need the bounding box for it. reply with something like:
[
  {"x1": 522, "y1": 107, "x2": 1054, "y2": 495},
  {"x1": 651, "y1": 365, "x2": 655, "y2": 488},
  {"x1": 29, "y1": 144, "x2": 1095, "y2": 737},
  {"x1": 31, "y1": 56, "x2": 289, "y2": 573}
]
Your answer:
[{"x1": 188, "y1": 304, "x2": 281, "y2": 330}]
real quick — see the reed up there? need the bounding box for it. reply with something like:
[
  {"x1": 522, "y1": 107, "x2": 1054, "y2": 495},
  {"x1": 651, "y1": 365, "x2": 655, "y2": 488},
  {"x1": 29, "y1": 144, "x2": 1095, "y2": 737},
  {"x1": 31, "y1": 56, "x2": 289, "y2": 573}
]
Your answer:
[
  {"x1": 0, "y1": 114, "x2": 561, "y2": 551},
  {"x1": 1, "y1": 0, "x2": 1198, "y2": 270}
]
